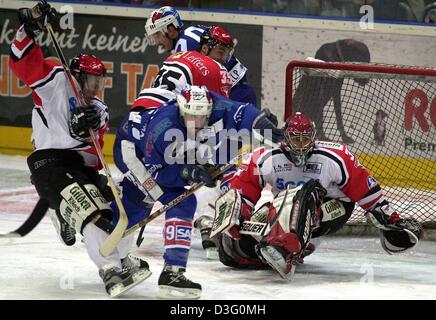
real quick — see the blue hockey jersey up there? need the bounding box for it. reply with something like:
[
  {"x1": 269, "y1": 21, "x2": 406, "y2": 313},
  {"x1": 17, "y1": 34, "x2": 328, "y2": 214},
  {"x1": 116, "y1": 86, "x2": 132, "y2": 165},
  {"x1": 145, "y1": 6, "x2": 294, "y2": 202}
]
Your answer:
[{"x1": 114, "y1": 90, "x2": 260, "y2": 190}]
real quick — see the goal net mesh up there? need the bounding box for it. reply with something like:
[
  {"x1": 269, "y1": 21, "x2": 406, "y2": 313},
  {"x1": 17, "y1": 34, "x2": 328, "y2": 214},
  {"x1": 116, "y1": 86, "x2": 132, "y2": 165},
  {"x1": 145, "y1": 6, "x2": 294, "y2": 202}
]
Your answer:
[{"x1": 285, "y1": 60, "x2": 436, "y2": 228}]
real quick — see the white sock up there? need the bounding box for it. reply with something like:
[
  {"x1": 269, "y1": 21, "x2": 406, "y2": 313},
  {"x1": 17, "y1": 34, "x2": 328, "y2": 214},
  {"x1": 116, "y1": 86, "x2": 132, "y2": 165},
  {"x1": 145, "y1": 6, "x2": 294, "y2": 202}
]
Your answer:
[{"x1": 82, "y1": 223, "x2": 121, "y2": 270}]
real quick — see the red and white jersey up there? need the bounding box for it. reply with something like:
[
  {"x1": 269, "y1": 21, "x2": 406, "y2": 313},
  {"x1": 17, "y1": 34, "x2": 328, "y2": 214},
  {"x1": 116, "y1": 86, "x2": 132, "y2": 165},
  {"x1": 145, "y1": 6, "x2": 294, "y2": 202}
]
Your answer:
[
  {"x1": 9, "y1": 26, "x2": 108, "y2": 170},
  {"x1": 231, "y1": 141, "x2": 384, "y2": 211},
  {"x1": 131, "y1": 87, "x2": 176, "y2": 110},
  {"x1": 153, "y1": 50, "x2": 232, "y2": 97}
]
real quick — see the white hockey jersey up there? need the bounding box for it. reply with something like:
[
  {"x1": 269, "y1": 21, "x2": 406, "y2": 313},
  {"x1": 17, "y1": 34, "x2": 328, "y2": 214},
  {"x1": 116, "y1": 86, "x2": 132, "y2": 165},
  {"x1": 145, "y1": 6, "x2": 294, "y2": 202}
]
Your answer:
[
  {"x1": 10, "y1": 26, "x2": 108, "y2": 170},
  {"x1": 231, "y1": 141, "x2": 384, "y2": 211}
]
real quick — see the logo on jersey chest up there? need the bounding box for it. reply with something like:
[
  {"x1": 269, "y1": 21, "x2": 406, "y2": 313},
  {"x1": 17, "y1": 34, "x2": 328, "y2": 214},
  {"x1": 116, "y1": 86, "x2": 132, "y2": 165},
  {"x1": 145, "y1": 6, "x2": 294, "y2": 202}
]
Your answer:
[
  {"x1": 273, "y1": 163, "x2": 293, "y2": 173},
  {"x1": 303, "y1": 162, "x2": 322, "y2": 174},
  {"x1": 276, "y1": 178, "x2": 306, "y2": 190}
]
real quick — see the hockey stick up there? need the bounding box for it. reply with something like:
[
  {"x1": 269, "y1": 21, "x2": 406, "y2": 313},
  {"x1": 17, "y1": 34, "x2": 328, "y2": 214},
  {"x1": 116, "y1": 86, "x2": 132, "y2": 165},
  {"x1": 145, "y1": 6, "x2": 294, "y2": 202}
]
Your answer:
[
  {"x1": 45, "y1": 23, "x2": 128, "y2": 257},
  {"x1": 0, "y1": 198, "x2": 49, "y2": 238},
  {"x1": 123, "y1": 144, "x2": 253, "y2": 238}
]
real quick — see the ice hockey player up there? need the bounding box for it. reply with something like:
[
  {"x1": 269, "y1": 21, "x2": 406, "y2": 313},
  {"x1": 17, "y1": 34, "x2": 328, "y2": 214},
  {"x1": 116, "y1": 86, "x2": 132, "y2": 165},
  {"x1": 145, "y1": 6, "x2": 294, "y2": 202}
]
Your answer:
[
  {"x1": 144, "y1": 6, "x2": 258, "y2": 106},
  {"x1": 211, "y1": 112, "x2": 424, "y2": 279},
  {"x1": 9, "y1": 0, "x2": 151, "y2": 297},
  {"x1": 133, "y1": 44, "x2": 233, "y2": 111},
  {"x1": 132, "y1": 25, "x2": 233, "y2": 110},
  {"x1": 112, "y1": 85, "x2": 282, "y2": 299}
]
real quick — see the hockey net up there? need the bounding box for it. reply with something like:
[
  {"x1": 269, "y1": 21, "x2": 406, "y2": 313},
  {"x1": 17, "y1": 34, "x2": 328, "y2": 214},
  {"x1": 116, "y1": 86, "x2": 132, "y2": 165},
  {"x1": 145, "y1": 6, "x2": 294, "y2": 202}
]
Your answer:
[{"x1": 285, "y1": 60, "x2": 436, "y2": 230}]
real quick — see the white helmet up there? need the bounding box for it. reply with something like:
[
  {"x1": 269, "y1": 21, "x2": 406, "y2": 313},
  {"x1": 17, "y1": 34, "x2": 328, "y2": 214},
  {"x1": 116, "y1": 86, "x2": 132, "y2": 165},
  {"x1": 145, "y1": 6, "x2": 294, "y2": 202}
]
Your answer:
[
  {"x1": 177, "y1": 86, "x2": 213, "y2": 136},
  {"x1": 177, "y1": 86, "x2": 213, "y2": 117},
  {"x1": 145, "y1": 6, "x2": 183, "y2": 44}
]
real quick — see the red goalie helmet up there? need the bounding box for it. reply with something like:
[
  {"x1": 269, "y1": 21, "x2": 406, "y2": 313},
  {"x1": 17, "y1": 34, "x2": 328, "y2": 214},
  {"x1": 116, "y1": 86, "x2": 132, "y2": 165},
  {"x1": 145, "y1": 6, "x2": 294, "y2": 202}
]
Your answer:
[{"x1": 282, "y1": 112, "x2": 316, "y2": 167}]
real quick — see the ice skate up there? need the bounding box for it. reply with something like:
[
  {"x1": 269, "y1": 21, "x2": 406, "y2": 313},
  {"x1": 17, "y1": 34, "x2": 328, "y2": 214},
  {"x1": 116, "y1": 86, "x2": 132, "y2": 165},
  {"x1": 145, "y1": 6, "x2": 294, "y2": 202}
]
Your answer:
[
  {"x1": 99, "y1": 264, "x2": 150, "y2": 298},
  {"x1": 157, "y1": 264, "x2": 201, "y2": 300}
]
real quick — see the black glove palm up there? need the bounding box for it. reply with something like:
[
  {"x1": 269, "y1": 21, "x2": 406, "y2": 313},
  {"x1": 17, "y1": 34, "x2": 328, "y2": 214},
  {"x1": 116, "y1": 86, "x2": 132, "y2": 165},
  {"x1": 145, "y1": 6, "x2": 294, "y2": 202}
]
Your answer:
[
  {"x1": 181, "y1": 165, "x2": 216, "y2": 187},
  {"x1": 18, "y1": 0, "x2": 57, "y2": 38},
  {"x1": 70, "y1": 104, "x2": 101, "y2": 139},
  {"x1": 252, "y1": 108, "x2": 284, "y2": 144}
]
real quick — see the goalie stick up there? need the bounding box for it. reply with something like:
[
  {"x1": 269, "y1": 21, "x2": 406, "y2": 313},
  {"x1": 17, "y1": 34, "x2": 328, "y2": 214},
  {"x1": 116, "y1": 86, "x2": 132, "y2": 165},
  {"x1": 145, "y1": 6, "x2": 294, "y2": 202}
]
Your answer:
[
  {"x1": 0, "y1": 198, "x2": 49, "y2": 238},
  {"x1": 45, "y1": 23, "x2": 128, "y2": 257}
]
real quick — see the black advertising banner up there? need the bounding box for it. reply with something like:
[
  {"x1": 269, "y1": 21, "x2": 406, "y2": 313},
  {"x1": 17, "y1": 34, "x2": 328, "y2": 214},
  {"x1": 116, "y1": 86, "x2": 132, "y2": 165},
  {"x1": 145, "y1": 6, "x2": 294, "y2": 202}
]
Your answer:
[{"x1": 0, "y1": 9, "x2": 262, "y2": 132}]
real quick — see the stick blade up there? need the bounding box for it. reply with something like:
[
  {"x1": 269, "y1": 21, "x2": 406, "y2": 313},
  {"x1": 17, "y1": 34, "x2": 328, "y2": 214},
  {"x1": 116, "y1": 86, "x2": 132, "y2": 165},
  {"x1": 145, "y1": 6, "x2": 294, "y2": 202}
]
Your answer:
[{"x1": 99, "y1": 215, "x2": 128, "y2": 257}]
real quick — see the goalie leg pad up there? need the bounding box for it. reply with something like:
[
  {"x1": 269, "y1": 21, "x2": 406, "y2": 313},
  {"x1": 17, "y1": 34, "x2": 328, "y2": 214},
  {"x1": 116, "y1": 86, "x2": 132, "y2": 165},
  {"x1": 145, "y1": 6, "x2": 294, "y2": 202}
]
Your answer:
[
  {"x1": 59, "y1": 182, "x2": 112, "y2": 234},
  {"x1": 210, "y1": 189, "x2": 242, "y2": 239},
  {"x1": 258, "y1": 180, "x2": 324, "y2": 279}
]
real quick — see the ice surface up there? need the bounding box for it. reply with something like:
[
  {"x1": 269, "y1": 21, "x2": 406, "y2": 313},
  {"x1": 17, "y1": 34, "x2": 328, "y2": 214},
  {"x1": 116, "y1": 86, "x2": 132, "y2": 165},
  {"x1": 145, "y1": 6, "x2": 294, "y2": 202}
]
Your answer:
[{"x1": 0, "y1": 154, "x2": 435, "y2": 300}]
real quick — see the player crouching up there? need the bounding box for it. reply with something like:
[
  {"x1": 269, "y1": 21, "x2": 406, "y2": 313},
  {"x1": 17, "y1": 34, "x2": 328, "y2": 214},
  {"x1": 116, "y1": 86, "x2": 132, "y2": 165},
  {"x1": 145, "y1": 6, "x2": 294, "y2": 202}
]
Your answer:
[{"x1": 210, "y1": 112, "x2": 423, "y2": 280}]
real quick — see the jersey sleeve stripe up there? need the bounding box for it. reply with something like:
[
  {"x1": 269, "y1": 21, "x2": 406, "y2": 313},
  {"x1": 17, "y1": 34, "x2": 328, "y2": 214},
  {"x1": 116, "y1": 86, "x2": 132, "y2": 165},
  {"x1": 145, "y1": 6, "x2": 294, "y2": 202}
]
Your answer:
[
  {"x1": 312, "y1": 149, "x2": 349, "y2": 187},
  {"x1": 162, "y1": 61, "x2": 193, "y2": 85},
  {"x1": 10, "y1": 40, "x2": 34, "y2": 61},
  {"x1": 30, "y1": 66, "x2": 64, "y2": 89},
  {"x1": 137, "y1": 92, "x2": 171, "y2": 102},
  {"x1": 30, "y1": 66, "x2": 64, "y2": 90},
  {"x1": 357, "y1": 185, "x2": 384, "y2": 209},
  {"x1": 35, "y1": 107, "x2": 48, "y2": 128}
]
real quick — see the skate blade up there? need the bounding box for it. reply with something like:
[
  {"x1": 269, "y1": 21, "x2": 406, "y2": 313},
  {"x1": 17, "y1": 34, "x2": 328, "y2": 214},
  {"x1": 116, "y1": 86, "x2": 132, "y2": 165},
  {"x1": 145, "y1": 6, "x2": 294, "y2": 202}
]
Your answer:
[
  {"x1": 157, "y1": 286, "x2": 201, "y2": 300},
  {"x1": 260, "y1": 247, "x2": 296, "y2": 281},
  {"x1": 206, "y1": 247, "x2": 219, "y2": 260},
  {"x1": 109, "y1": 269, "x2": 152, "y2": 298}
]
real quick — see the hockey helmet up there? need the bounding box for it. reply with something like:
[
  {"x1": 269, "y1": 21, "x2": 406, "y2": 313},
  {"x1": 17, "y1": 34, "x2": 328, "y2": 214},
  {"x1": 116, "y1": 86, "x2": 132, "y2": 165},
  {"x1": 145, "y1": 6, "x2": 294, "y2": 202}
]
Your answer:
[
  {"x1": 282, "y1": 112, "x2": 316, "y2": 167},
  {"x1": 198, "y1": 25, "x2": 235, "y2": 63},
  {"x1": 199, "y1": 25, "x2": 234, "y2": 50},
  {"x1": 145, "y1": 6, "x2": 183, "y2": 45},
  {"x1": 177, "y1": 85, "x2": 213, "y2": 136},
  {"x1": 70, "y1": 54, "x2": 106, "y2": 91}
]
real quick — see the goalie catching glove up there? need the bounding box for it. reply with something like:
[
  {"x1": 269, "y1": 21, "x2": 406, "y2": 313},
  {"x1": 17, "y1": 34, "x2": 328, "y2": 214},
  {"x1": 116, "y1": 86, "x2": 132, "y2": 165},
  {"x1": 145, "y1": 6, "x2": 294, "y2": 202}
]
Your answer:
[{"x1": 367, "y1": 202, "x2": 424, "y2": 254}]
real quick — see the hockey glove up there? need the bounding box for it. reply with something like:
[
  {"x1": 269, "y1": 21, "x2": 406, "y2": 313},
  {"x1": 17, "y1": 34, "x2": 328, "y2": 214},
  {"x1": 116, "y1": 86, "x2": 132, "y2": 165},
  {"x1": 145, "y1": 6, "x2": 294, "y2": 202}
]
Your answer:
[
  {"x1": 18, "y1": 0, "x2": 57, "y2": 38},
  {"x1": 367, "y1": 203, "x2": 424, "y2": 254},
  {"x1": 70, "y1": 104, "x2": 102, "y2": 139},
  {"x1": 252, "y1": 108, "x2": 284, "y2": 144},
  {"x1": 180, "y1": 164, "x2": 216, "y2": 187}
]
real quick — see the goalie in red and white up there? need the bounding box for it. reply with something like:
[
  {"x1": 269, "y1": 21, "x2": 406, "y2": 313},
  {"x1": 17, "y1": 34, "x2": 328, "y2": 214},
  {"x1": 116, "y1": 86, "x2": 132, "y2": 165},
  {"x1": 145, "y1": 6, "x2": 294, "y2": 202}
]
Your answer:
[{"x1": 209, "y1": 112, "x2": 424, "y2": 280}]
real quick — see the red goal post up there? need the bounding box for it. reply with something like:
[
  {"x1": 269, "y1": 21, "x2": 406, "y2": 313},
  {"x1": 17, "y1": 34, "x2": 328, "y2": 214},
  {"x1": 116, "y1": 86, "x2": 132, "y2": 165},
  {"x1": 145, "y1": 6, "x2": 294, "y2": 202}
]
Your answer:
[{"x1": 285, "y1": 60, "x2": 436, "y2": 231}]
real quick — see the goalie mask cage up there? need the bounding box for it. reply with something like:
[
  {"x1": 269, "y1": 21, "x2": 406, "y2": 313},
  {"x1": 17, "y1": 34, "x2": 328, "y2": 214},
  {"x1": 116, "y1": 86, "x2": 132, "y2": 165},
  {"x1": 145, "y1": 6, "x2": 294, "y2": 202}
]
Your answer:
[{"x1": 285, "y1": 60, "x2": 435, "y2": 231}]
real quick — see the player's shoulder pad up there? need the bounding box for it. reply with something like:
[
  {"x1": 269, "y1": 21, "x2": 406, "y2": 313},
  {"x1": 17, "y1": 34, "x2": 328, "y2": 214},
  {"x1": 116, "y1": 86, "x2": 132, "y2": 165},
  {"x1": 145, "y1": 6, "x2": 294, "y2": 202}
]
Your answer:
[
  {"x1": 312, "y1": 141, "x2": 353, "y2": 164},
  {"x1": 314, "y1": 141, "x2": 346, "y2": 152},
  {"x1": 252, "y1": 146, "x2": 281, "y2": 166}
]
